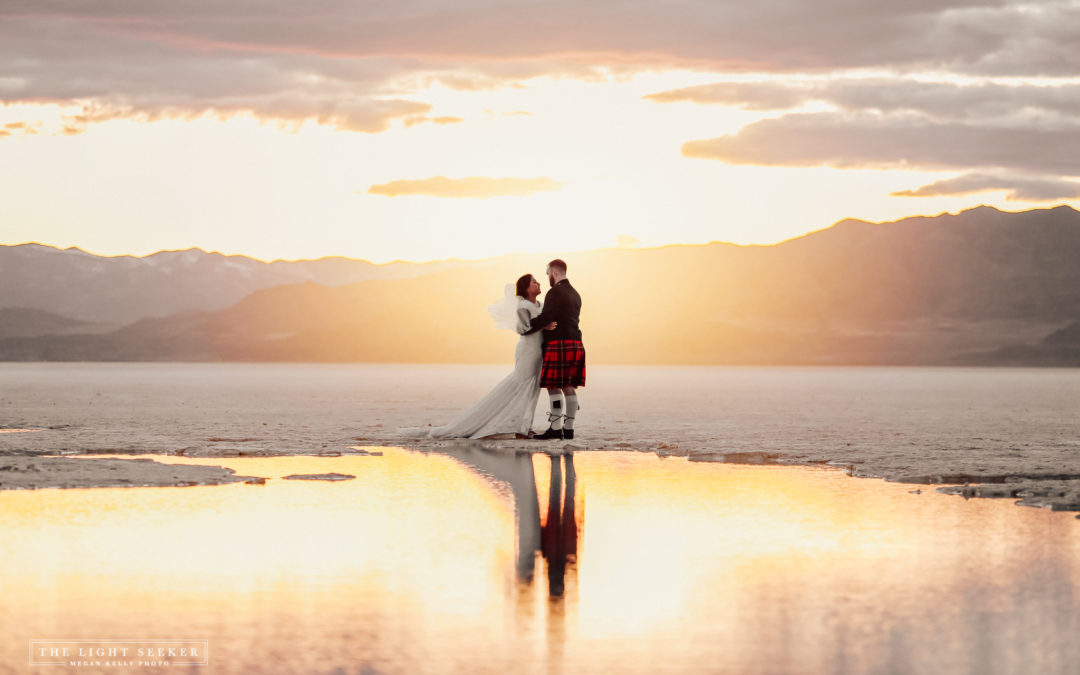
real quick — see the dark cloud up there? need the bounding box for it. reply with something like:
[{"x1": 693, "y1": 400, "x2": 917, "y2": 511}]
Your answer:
[
  {"x1": 368, "y1": 176, "x2": 563, "y2": 198},
  {"x1": 682, "y1": 113, "x2": 1080, "y2": 175},
  {"x1": 0, "y1": 14, "x2": 435, "y2": 132},
  {"x1": 892, "y1": 173, "x2": 1080, "y2": 201},
  {"x1": 663, "y1": 76, "x2": 1080, "y2": 198},
  {"x1": 0, "y1": 8, "x2": 621, "y2": 133},
  {"x1": 2, "y1": 0, "x2": 1071, "y2": 139},
  {"x1": 8, "y1": 0, "x2": 1061, "y2": 74},
  {"x1": 2, "y1": 1, "x2": 1077, "y2": 135}
]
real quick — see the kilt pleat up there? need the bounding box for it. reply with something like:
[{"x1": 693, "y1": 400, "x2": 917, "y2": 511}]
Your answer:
[{"x1": 539, "y1": 339, "x2": 586, "y2": 388}]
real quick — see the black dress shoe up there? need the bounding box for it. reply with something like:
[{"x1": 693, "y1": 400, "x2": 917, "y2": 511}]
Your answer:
[
  {"x1": 533, "y1": 427, "x2": 564, "y2": 440},
  {"x1": 562, "y1": 429, "x2": 574, "y2": 440}
]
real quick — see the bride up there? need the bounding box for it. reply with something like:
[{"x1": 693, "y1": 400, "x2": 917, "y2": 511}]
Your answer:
[{"x1": 400, "y1": 274, "x2": 555, "y2": 439}]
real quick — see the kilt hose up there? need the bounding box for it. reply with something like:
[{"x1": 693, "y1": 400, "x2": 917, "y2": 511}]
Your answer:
[{"x1": 539, "y1": 339, "x2": 586, "y2": 389}]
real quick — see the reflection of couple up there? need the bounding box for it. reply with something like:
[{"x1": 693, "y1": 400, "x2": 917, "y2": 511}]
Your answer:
[
  {"x1": 540, "y1": 453, "x2": 578, "y2": 597},
  {"x1": 402, "y1": 259, "x2": 586, "y2": 441},
  {"x1": 440, "y1": 446, "x2": 578, "y2": 597}
]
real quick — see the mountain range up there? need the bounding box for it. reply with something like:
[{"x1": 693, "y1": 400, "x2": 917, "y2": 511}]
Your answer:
[
  {"x1": 2, "y1": 205, "x2": 1079, "y2": 365},
  {"x1": 0, "y1": 243, "x2": 464, "y2": 326}
]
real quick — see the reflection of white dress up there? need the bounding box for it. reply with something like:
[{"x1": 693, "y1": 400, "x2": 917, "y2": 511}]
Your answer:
[{"x1": 401, "y1": 298, "x2": 543, "y2": 439}]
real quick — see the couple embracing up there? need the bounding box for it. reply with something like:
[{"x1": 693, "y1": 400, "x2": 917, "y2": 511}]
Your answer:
[{"x1": 401, "y1": 259, "x2": 585, "y2": 441}]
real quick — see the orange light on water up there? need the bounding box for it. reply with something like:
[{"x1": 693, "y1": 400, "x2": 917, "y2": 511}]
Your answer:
[{"x1": 2, "y1": 450, "x2": 1078, "y2": 674}]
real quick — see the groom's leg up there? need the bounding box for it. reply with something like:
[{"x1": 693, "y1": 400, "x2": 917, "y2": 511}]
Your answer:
[
  {"x1": 561, "y1": 387, "x2": 578, "y2": 431},
  {"x1": 546, "y1": 388, "x2": 565, "y2": 430}
]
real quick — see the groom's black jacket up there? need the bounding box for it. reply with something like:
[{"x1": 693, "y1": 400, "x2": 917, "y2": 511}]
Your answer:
[{"x1": 528, "y1": 279, "x2": 582, "y2": 343}]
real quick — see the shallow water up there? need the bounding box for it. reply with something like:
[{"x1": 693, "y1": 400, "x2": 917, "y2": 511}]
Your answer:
[{"x1": 4, "y1": 449, "x2": 1079, "y2": 674}]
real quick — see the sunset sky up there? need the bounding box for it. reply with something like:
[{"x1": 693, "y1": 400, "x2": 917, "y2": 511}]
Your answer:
[{"x1": 2, "y1": 1, "x2": 1078, "y2": 263}]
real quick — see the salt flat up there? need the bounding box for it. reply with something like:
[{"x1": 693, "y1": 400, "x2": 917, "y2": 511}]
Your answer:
[{"x1": 1, "y1": 363, "x2": 1078, "y2": 510}]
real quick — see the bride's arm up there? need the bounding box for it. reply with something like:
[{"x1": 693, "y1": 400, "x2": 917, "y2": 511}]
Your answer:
[{"x1": 516, "y1": 307, "x2": 534, "y2": 335}]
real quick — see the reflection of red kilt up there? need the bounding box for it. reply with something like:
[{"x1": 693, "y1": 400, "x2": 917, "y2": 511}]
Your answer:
[{"x1": 539, "y1": 340, "x2": 586, "y2": 388}]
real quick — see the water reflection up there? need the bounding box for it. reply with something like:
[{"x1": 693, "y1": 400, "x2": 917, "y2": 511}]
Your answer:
[
  {"x1": 437, "y1": 448, "x2": 580, "y2": 598},
  {"x1": 540, "y1": 454, "x2": 577, "y2": 598},
  {"x1": 2, "y1": 450, "x2": 1079, "y2": 674}
]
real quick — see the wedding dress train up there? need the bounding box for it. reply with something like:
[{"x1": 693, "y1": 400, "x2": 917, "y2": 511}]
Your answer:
[{"x1": 400, "y1": 296, "x2": 542, "y2": 439}]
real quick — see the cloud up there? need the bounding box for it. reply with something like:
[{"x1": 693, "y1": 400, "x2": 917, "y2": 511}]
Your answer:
[
  {"x1": 682, "y1": 113, "x2": 1080, "y2": 175},
  {"x1": 892, "y1": 173, "x2": 1080, "y2": 201},
  {"x1": 484, "y1": 109, "x2": 533, "y2": 118},
  {"x1": 54, "y1": 96, "x2": 432, "y2": 134},
  {"x1": 647, "y1": 78, "x2": 1080, "y2": 122},
  {"x1": 2, "y1": 0, "x2": 1078, "y2": 135},
  {"x1": 663, "y1": 76, "x2": 1080, "y2": 195},
  {"x1": 0, "y1": 9, "x2": 623, "y2": 135},
  {"x1": 367, "y1": 176, "x2": 563, "y2": 199},
  {"x1": 0, "y1": 13, "x2": 438, "y2": 133},
  {"x1": 646, "y1": 82, "x2": 811, "y2": 110},
  {"x1": 309, "y1": 99, "x2": 432, "y2": 133},
  {"x1": 7, "y1": 0, "x2": 1073, "y2": 75},
  {"x1": 402, "y1": 115, "x2": 464, "y2": 128}
]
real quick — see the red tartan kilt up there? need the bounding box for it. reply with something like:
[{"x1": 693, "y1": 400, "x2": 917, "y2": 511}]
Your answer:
[{"x1": 539, "y1": 340, "x2": 586, "y2": 388}]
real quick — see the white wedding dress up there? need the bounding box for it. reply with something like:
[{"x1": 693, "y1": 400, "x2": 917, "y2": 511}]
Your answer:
[{"x1": 400, "y1": 296, "x2": 543, "y2": 439}]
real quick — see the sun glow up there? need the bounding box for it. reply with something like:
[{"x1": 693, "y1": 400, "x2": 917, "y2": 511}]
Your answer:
[{"x1": 2, "y1": 70, "x2": 1073, "y2": 263}]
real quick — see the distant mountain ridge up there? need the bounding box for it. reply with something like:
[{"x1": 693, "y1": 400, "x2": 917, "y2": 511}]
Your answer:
[
  {"x1": 0, "y1": 243, "x2": 465, "y2": 326},
  {"x1": 2, "y1": 205, "x2": 1079, "y2": 365},
  {"x1": 0, "y1": 308, "x2": 108, "y2": 339}
]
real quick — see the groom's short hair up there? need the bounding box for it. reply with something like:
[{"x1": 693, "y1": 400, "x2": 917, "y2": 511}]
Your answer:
[{"x1": 547, "y1": 259, "x2": 567, "y2": 274}]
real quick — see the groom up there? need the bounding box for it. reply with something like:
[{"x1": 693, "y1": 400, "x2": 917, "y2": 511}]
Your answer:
[{"x1": 528, "y1": 259, "x2": 585, "y2": 440}]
